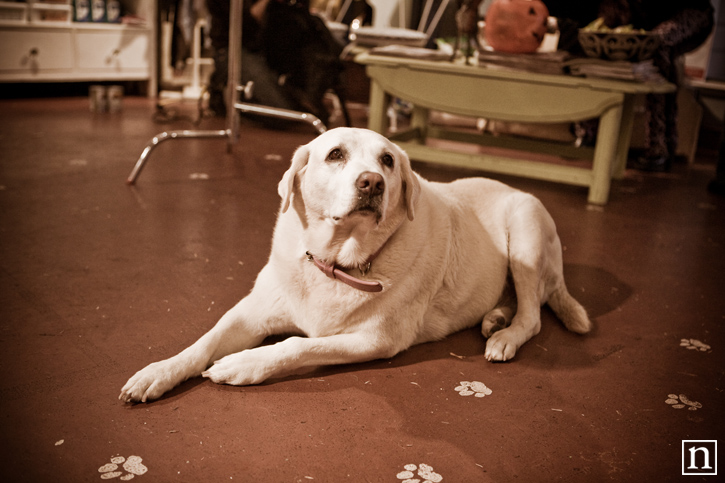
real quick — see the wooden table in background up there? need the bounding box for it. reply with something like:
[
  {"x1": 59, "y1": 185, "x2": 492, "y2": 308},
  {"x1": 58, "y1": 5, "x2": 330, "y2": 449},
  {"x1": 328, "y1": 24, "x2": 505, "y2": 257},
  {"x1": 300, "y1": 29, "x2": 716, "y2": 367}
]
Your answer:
[{"x1": 356, "y1": 52, "x2": 675, "y2": 205}]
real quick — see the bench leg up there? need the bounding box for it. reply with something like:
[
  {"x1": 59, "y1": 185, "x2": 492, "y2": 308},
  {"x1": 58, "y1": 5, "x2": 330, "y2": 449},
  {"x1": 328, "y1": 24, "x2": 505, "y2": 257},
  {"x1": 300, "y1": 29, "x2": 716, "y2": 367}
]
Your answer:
[
  {"x1": 410, "y1": 105, "x2": 430, "y2": 144},
  {"x1": 368, "y1": 79, "x2": 390, "y2": 135},
  {"x1": 612, "y1": 95, "x2": 636, "y2": 180},
  {"x1": 589, "y1": 102, "x2": 623, "y2": 205}
]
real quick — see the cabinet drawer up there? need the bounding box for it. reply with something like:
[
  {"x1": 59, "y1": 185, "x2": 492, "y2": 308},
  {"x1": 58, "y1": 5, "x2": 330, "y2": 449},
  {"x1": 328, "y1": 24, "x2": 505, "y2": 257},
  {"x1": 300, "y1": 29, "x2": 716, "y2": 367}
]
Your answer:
[
  {"x1": 74, "y1": 29, "x2": 150, "y2": 72},
  {"x1": 0, "y1": 29, "x2": 73, "y2": 72}
]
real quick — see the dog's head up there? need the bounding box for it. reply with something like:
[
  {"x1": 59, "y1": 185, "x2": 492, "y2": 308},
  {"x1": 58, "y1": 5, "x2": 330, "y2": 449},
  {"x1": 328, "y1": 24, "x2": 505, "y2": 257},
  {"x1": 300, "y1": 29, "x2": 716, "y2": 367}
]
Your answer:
[{"x1": 278, "y1": 128, "x2": 420, "y2": 225}]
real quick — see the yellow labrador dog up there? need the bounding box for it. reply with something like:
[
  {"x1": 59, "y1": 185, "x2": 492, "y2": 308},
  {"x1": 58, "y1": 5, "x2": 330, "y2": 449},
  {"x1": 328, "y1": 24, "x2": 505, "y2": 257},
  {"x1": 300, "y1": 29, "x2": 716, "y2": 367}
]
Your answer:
[{"x1": 120, "y1": 127, "x2": 591, "y2": 403}]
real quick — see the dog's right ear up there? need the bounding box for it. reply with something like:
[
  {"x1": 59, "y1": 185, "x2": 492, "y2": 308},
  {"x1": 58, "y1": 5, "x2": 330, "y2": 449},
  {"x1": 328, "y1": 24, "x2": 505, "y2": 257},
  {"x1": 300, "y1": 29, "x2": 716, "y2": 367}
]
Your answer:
[
  {"x1": 399, "y1": 148, "x2": 421, "y2": 221},
  {"x1": 278, "y1": 144, "x2": 310, "y2": 213}
]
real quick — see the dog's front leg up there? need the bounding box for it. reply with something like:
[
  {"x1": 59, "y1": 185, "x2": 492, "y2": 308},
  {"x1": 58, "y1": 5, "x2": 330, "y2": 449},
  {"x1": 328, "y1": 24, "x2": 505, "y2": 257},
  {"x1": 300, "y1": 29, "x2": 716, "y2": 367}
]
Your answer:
[
  {"x1": 203, "y1": 332, "x2": 397, "y2": 386},
  {"x1": 119, "y1": 295, "x2": 272, "y2": 403}
]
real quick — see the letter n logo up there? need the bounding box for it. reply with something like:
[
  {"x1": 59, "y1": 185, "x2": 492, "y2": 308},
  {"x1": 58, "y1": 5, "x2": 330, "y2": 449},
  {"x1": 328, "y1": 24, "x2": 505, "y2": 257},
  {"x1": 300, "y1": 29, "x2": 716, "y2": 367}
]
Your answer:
[{"x1": 682, "y1": 440, "x2": 717, "y2": 476}]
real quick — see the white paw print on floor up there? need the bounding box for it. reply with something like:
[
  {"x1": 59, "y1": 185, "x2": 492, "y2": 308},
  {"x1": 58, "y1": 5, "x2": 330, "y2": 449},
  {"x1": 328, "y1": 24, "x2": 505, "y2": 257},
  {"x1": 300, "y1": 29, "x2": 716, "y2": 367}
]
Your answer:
[
  {"x1": 396, "y1": 463, "x2": 443, "y2": 483},
  {"x1": 188, "y1": 173, "x2": 210, "y2": 180},
  {"x1": 454, "y1": 381, "x2": 492, "y2": 398},
  {"x1": 680, "y1": 339, "x2": 711, "y2": 352},
  {"x1": 98, "y1": 455, "x2": 148, "y2": 480},
  {"x1": 666, "y1": 394, "x2": 702, "y2": 411}
]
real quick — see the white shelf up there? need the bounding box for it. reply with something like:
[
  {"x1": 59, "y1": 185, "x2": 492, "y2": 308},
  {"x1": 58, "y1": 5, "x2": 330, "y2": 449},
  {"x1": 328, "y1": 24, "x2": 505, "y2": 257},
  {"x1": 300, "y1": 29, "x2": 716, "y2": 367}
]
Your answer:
[
  {"x1": 0, "y1": 0, "x2": 156, "y2": 92},
  {"x1": 0, "y1": 21, "x2": 150, "y2": 30},
  {"x1": 0, "y1": 1, "x2": 28, "y2": 24}
]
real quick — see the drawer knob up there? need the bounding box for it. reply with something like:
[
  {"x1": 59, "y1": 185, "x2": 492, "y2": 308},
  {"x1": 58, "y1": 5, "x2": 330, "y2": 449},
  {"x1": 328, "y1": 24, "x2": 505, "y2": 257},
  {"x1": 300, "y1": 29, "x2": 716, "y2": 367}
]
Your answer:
[
  {"x1": 21, "y1": 48, "x2": 39, "y2": 68},
  {"x1": 106, "y1": 49, "x2": 121, "y2": 64}
]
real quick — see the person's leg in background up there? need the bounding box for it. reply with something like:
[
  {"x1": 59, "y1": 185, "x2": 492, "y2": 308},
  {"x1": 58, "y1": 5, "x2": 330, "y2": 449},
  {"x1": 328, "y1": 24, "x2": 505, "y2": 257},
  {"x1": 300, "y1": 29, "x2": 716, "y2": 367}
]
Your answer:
[
  {"x1": 707, "y1": 118, "x2": 725, "y2": 195},
  {"x1": 206, "y1": 0, "x2": 230, "y2": 117},
  {"x1": 633, "y1": 7, "x2": 713, "y2": 172}
]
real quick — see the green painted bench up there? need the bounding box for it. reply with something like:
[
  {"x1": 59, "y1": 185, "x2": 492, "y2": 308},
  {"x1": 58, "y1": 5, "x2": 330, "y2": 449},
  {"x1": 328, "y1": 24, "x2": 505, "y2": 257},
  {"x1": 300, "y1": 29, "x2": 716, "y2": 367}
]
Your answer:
[{"x1": 356, "y1": 52, "x2": 676, "y2": 205}]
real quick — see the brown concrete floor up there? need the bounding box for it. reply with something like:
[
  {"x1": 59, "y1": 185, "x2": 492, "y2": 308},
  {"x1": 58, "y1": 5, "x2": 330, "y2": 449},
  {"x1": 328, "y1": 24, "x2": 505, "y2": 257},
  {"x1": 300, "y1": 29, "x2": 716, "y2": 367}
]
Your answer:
[{"x1": 0, "y1": 97, "x2": 723, "y2": 482}]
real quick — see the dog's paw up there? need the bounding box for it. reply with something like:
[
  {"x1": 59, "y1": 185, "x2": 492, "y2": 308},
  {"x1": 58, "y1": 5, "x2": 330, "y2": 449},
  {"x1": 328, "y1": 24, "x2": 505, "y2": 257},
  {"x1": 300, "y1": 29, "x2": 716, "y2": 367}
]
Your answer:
[
  {"x1": 119, "y1": 360, "x2": 184, "y2": 403},
  {"x1": 202, "y1": 350, "x2": 272, "y2": 386},
  {"x1": 481, "y1": 307, "x2": 513, "y2": 338},
  {"x1": 484, "y1": 329, "x2": 520, "y2": 362}
]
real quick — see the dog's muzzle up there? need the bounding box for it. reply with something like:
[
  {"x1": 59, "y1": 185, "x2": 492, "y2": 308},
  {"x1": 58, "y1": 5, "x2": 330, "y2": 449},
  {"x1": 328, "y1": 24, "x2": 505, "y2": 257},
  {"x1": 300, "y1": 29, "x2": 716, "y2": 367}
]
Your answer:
[
  {"x1": 353, "y1": 172, "x2": 384, "y2": 216},
  {"x1": 356, "y1": 171, "x2": 384, "y2": 197}
]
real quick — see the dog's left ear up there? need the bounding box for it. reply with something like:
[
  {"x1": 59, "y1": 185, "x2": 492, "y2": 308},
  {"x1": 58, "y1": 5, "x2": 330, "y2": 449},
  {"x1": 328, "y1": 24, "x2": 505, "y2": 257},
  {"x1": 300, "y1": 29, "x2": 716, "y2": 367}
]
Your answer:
[
  {"x1": 399, "y1": 148, "x2": 421, "y2": 221},
  {"x1": 278, "y1": 143, "x2": 310, "y2": 213}
]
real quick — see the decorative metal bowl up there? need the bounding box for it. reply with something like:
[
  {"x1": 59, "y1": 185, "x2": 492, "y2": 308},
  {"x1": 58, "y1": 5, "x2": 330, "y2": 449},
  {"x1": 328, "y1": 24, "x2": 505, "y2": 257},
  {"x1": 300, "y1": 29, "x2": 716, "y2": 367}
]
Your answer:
[{"x1": 578, "y1": 29, "x2": 660, "y2": 62}]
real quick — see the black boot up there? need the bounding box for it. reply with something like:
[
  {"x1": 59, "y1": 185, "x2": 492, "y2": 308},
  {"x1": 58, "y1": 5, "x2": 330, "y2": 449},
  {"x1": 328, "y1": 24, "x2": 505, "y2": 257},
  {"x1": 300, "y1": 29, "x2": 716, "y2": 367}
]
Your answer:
[
  {"x1": 707, "y1": 126, "x2": 725, "y2": 195},
  {"x1": 631, "y1": 155, "x2": 672, "y2": 173},
  {"x1": 208, "y1": 46, "x2": 228, "y2": 118}
]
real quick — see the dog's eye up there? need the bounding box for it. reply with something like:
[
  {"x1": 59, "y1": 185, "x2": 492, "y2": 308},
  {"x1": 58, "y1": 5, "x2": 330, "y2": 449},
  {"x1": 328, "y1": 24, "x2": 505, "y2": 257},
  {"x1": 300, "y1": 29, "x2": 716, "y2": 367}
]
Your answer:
[
  {"x1": 326, "y1": 148, "x2": 344, "y2": 162},
  {"x1": 381, "y1": 153, "x2": 394, "y2": 168}
]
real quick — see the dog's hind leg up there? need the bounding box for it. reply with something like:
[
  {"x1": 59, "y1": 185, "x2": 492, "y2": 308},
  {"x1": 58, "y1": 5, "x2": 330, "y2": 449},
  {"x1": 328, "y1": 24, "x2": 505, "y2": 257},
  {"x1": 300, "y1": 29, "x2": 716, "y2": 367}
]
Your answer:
[
  {"x1": 481, "y1": 276, "x2": 517, "y2": 337},
  {"x1": 484, "y1": 195, "x2": 552, "y2": 362},
  {"x1": 481, "y1": 305, "x2": 515, "y2": 337},
  {"x1": 547, "y1": 283, "x2": 592, "y2": 334},
  {"x1": 484, "y1": 274, "x2": 541, "y2": 361}
]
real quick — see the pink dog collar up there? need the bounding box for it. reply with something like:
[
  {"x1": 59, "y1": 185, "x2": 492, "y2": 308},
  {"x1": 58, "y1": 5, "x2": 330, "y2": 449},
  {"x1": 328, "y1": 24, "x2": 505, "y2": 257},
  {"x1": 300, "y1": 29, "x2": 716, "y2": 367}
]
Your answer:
[
  {"x1": 305, "y1": 236, "x2": 393, "y2": 293},
  {"x1": 306, "y1": 252, "x2": 384, "y2": 293}
]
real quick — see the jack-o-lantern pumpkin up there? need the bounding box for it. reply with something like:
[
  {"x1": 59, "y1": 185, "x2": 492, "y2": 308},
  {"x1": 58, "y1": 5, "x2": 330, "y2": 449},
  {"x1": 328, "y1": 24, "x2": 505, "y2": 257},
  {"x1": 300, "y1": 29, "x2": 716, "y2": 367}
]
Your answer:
[{"x1": 484, "y1": 0, "x2": 549, "y2": 53}]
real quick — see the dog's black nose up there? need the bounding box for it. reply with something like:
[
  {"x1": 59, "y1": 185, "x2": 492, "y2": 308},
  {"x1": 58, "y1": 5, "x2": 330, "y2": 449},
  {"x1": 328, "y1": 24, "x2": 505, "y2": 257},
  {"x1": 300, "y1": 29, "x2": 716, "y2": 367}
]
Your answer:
[{"x1": 356, "y1": 172, "x2": 384, "y2": 196}]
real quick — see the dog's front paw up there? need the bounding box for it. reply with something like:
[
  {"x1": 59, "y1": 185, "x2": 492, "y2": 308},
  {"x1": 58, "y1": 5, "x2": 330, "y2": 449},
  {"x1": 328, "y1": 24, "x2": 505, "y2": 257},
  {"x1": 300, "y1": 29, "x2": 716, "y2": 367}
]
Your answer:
[
  {"x1": 202, "y1": 350, "x2": 272, "y2": 386},
  {"x1": 484, "y1": 329, "x2": 521, "y2": 362},
  {"x1": 119, "y1": 359, "x2": 186, "y2": 403}
]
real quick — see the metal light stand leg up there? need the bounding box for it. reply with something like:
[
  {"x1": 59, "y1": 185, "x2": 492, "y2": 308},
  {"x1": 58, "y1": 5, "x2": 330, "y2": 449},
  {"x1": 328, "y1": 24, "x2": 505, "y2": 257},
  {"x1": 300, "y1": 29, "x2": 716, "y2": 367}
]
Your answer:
[
  {"x1": 225, "y1": 0, "x2": 242, "y2": 151},
  {"x1": 126, "y1": 0, "x2": 326, "y2": 185},
  {"x1": 234, "y1": 101, "x2": 327, "y2": 135}
]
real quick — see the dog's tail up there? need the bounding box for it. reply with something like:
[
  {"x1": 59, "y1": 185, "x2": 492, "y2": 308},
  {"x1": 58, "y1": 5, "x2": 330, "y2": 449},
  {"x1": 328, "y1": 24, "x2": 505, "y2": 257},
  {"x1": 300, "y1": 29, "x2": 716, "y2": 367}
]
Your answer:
[{"x1": 547, "y1": 285, "x2": 592, "y2": 334}]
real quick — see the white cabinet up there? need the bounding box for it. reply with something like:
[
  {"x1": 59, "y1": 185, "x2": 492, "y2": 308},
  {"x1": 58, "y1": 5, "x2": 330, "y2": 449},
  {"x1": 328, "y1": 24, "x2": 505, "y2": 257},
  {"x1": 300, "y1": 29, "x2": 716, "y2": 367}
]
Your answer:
[
  {"x1": 0, "y1": 28, "x2": 74, "y2": 73},
  {"x1": 74, "y1": 27, "x2": 150, "y2": 73},
  {"x1": 0, "y1": 0, "x2": 156, "y2": 92}
]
